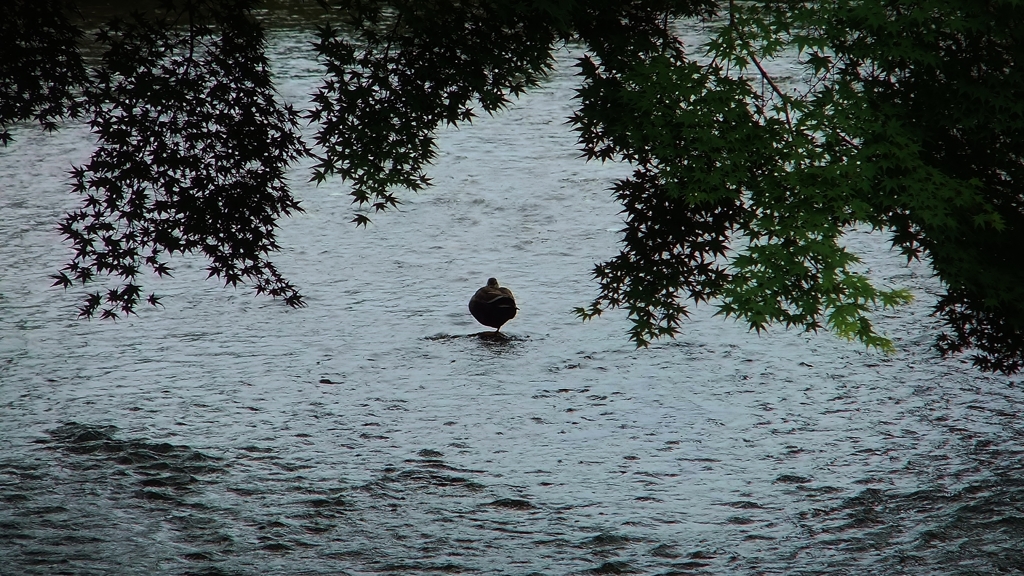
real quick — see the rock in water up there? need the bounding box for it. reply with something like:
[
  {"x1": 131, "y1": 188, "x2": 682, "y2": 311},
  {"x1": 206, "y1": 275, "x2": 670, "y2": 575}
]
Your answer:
[{"x1": 469, "y1": 278, "x2": 517, "y2": 331}]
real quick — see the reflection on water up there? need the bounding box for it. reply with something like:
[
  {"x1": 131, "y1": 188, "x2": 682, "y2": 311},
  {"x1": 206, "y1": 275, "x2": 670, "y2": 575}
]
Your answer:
[{"x1": 2, "y1": 24, "x2": 1024, "y2": 576}]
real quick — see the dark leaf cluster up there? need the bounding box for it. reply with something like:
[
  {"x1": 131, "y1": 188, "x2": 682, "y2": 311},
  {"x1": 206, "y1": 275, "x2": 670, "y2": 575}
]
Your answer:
[
  {"x1": 48, "y1": 0, "x2": 308, "y2": 318},
  {"x1": 307, "y1": 0, "x2": 569, "y2": 225},
  {"x1": 0, "y1": 0, "x2": 88, "y2": 145}
]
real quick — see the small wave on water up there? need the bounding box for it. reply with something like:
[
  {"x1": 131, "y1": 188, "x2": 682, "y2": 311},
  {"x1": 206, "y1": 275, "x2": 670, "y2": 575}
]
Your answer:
[
  {"x1": 427, "y1": 331, "x2": 529, "y2": 351},
  {"x1": 425, "y1": 332, "x2": 529, "y2": 342},
  {"x1": 3, "y1": 423, "x2": 232, "y2": 575}
]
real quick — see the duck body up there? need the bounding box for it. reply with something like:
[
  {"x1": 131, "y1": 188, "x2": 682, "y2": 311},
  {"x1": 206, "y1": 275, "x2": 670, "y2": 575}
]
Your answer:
[{"x1": 469, "y1": 278, "x2": 517, "y2": 331}]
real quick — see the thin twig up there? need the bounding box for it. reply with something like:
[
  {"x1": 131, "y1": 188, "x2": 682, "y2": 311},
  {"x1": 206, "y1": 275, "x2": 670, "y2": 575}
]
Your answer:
[{"x1": 747, "y1": 50, "x2": 793, "y2": 131}]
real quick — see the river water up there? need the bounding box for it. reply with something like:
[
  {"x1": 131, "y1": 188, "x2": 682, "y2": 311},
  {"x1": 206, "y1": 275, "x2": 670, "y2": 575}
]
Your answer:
[{"x1": 2, "y1": 24, "x2": 1024, "y2": 576}]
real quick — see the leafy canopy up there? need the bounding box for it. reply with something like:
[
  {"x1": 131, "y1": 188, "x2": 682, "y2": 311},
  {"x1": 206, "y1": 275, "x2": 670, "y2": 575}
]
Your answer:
[{"x1": 3, "y1": 0, "x2": 1023, "y2": 373}]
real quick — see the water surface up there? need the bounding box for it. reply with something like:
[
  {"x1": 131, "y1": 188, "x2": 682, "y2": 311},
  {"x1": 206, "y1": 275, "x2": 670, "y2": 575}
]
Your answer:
[{"x1": 2, "y1": 26, "x2": 1023, "y2": 576}]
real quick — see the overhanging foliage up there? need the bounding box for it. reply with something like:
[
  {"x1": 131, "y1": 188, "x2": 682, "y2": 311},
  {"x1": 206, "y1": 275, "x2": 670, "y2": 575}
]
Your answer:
[{"x1": 2, "y1": 0, "x2": 1022, "y2": 373}]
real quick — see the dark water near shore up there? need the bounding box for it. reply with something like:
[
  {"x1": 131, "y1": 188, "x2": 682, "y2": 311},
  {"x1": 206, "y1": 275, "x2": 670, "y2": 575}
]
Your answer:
[{"x1": 2, "y1": 26, "x2": 1024, "y2": 576}]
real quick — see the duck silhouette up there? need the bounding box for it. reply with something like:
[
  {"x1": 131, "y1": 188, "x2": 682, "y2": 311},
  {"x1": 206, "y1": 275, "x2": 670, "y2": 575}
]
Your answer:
[{"x1": 469, "y1": 278, "x2": 517, "y2": 332}]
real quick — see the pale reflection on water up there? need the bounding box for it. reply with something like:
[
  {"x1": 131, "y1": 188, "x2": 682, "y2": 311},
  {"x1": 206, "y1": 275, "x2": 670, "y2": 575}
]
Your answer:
[{"x1": 1, "y1": 26, "x2": 1023, "y2": 576}]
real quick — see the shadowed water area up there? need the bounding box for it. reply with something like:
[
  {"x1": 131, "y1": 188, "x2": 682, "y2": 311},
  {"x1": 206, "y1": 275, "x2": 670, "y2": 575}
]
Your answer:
[{"x1": 2, "y1": 22, "x2": 1024, "y2": 576}]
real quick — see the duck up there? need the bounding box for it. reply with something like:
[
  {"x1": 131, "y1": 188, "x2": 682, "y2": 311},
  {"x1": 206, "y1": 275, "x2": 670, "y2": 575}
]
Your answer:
[{"x1": 469, "y1": 277, "x2": 517, "y2": 331}]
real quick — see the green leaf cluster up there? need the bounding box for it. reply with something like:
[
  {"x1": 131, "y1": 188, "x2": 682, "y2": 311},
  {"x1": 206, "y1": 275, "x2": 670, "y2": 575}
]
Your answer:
[{"x1": 572, "y1": 0, "x2": 1023, "y2": 373}]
